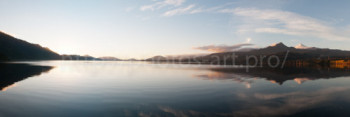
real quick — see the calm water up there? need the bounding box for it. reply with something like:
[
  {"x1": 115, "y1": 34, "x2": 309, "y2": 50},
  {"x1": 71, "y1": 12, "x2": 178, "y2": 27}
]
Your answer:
[{"x1": 1, "y1": 61, "x2": 350, "y2": 117}]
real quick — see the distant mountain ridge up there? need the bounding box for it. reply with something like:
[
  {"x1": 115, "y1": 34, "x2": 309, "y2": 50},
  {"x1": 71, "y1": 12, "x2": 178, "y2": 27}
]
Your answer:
[
  {"x1": 146, "y1": 42, "x2": 350, "y2": 65},
  {"x1": 205, "y1": 42, "x2": 350, "y2": 59},
  {"x1": 202, "y1": 42, "x2": 350, "y2": 65},
  {"x1": 98, "y1": 56, "x2": 121, "y2": 61},
  {"x1": 146, "y1": 56, "x2": 167, "y2": 61},
  {"x1": 0, "y1": 31, "x2": 60, "y2": 60}
]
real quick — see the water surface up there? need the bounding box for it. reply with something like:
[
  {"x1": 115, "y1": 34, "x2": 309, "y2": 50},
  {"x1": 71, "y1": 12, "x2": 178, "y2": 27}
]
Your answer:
[{"x1": 1, "y1": 61, "x2": 350, "y2": 117}]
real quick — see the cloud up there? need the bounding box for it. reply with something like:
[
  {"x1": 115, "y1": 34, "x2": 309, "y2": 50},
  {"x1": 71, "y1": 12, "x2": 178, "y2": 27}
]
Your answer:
[
  {"x1": 140, "y1": 2, "x2": 349, "y2": 41},
  {"x1": 245, "y1": 37, "x2": 252, "y2": 43},
  {"x1": 163, "y1": 4, "x2": 195, "y2": 17},
  {"x1": 140, "y1": 0, "x2": 186, "y2": 11},
  {"x1": 193, "y1": 43, "x2": 254, "y2": 52},
  {"x1": 220, "y1": 8, "x2": 350, "y2": 41},
  {"x1": 164, "y1": 2, "x2": 237, "y2": 16},
  {"x1": 141, "y1": 1, "x2": 237, "y2": 17}
]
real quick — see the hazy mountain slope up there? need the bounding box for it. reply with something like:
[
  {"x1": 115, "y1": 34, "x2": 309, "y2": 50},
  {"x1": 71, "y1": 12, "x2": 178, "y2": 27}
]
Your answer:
[{"x1": 145, "y1": 56, "x2": 167, "y2": 61}]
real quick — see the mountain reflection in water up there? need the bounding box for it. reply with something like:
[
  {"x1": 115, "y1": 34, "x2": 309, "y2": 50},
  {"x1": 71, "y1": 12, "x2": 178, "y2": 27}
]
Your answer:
[
  {"x1": 195, "y1": 67, "x2": 350, "y2": 86},
  {"x1": 0, "y1": 63, "x2": 53, "y2": 91}
]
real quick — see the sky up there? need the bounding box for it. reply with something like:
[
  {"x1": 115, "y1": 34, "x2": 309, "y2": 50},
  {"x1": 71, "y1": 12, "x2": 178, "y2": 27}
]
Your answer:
[{"x1": 0, "y1": 0, "x2": 350, "y2": 59}]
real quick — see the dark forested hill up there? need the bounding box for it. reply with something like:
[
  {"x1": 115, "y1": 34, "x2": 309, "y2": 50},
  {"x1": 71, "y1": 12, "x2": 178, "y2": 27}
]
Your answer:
[{"x1": 0, "y1": 31, "x2": 61, "y2": 60}]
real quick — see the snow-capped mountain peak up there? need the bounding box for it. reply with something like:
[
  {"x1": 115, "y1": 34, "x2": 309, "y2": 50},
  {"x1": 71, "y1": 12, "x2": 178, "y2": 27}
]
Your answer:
[
  {"x1": 295, "y1": 43, "x2": 313, "y2": 49},
  {"x1": 270, "y1": 42, "x2": 287, "y2": 47}
]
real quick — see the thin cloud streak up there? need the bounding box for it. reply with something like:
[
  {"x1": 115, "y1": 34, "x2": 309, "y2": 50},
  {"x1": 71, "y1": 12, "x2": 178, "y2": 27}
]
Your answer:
[
  {"x1": 140, "y1": 0, "x2": 186, "y2": 11},
  {"x1": 194, "y1": 43, "x2": 254, "y2": 52},
  {"x1": 162, "y1": 2, "x2": 237, "y2": 16},
  {"x1": 163, "y1": 4, "x2": 195, "y2": 17}
]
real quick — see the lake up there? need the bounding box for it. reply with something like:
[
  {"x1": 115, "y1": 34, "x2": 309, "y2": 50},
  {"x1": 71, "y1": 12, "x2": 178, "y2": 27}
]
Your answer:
[{"x1": 1, "y1": 61, "x2": 350, "y2": 117}]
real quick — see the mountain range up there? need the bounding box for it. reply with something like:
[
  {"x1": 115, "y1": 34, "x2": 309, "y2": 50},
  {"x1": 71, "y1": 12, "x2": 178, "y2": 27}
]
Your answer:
[
  {"x1": 206, "y1": 42, "x2": 350, "y2": 60},
  {"x1": 1, "y1": 30, "x2": 350, "y2": 63},
  {"x1": 146, "y1": 42, "x2": 350, "y2": 65}
]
